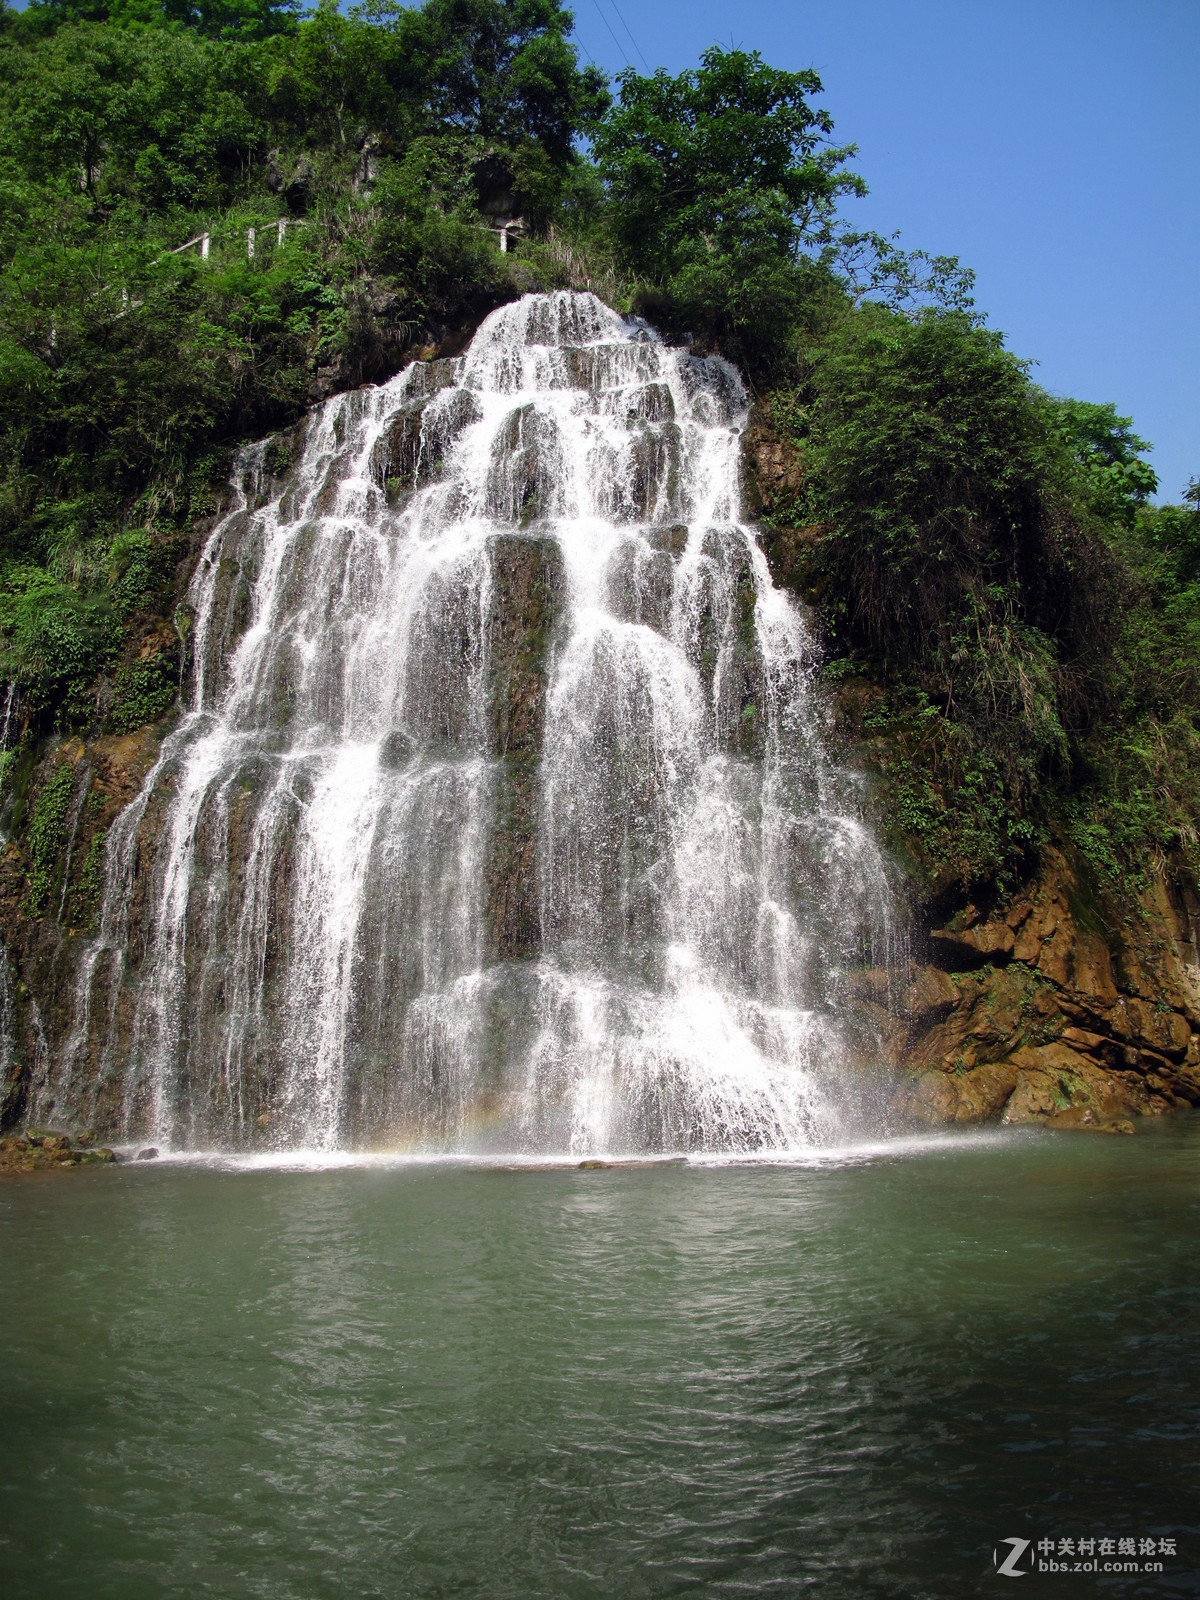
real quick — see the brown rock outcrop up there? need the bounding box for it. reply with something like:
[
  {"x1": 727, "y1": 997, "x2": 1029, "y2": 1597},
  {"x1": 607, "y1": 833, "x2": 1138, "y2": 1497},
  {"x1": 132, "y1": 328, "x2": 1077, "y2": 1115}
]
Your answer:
[
  {"x1": 893, "y1": 846, "x2": 1200, "y2": 1131},
  {"x1": 0, "y1": 1129, "x2": 119, "y2": 1173}
]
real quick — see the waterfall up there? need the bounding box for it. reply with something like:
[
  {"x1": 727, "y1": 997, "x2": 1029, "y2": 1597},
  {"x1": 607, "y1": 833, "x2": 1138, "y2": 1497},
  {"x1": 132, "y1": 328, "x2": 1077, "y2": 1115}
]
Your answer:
[
  {"x1": 0, "y1": 680, "x2": 15, "y2": 844},
  {"x1": 48, "y1": 292, "x2": 901, "y2": 1154}
]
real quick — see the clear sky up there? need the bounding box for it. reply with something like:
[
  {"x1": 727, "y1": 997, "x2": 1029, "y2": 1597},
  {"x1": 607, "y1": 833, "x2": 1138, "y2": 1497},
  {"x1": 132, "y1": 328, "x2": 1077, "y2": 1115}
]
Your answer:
[{"x1": 572, "y1": 0, "x2": 1200, "y2": 503}]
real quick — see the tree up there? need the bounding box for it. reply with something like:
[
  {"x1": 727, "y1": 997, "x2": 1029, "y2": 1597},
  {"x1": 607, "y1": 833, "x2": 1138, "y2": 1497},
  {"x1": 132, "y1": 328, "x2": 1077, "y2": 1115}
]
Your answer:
[
  {"x1": 7, "y1": 22, "x2": 261, "y2": 208},
  {"x1": 829, "y1": 229, "x2": 977, "y2": 318},
  {"x1": 1051, "y1": 398, "x2": 1157, "y2": 525},
  {"x1": 593, "y1": 46, "x2": 863, "y2": 358},
  {"x1": 263, "y1": 0, "x2": 390, "y2": 147},
  {"x1": 802, "y1": 307, "x2": 1052, "y2": 669},
  {"x1": 160, "y1": 0, "x2": 303, "y2": 39},
  {"x1": 363, "y1": 0, "x2": 608, "y2": 165},
  {"x1": 15, "y1": 0, "x2": 302, "y2": 40}
]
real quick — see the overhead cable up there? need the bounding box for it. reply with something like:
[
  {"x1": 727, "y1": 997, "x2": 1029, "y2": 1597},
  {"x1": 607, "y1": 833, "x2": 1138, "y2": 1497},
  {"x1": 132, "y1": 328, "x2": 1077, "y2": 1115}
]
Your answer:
[
  {"x1": 606, "y1": 0, "x2": 650, "y2": 72},
  {"x1": 591, "y1": 0, "x2": 632, "y2": 70}
]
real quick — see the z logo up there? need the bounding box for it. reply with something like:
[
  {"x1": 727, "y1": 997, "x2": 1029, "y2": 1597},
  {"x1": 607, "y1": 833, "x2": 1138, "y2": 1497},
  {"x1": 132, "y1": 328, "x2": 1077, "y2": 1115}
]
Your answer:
[{"x1": 994, "y1": 1537, "x2": 1032, "y2": 1577}]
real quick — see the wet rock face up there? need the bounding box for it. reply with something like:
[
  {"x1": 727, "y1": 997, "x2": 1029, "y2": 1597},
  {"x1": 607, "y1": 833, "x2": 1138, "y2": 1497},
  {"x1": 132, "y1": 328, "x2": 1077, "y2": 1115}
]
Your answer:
[
  {"x1": 740, "y1": 398, "x2": 806, "y2": 526},
  {"x1": 193, "y1": 510, "x2": 265, "y2": 708},
  {"x1": 625, "y1": 423, "x2": 683, "y2": 523},
  {"x1": 678, "y1": 354, "x2": 745, "y2": 427},
  {"x1": 676, "y1": 533, "x2": 766, "y2": 758},
  {"x1": 485, "y1": 758, "x2": 542, "y2": 962},
  {"x1": 892, "y1": 847, "x2": 1200, "y2": 1130},
  {"x1": 483, "y1": 535, "x2": 565, "y2": 961},
  {"x1": 0, "y1": 724, "x2": 168, "y2": 1132},
  {"x1": 371, "y1": 385, "x2": 481, "y2": 504},
  {"x1": 604, "y1": 540, "x2": 675, "y2": 637},
  {"x1": 485, "y1": 535, "x2": 564, "y2": 758},
  {"x1": 485, "y1": 405, "x2": 563, "y2": 523},
  {"x1": 618, "y1": 381, "x2": 675, "y2": 426}
]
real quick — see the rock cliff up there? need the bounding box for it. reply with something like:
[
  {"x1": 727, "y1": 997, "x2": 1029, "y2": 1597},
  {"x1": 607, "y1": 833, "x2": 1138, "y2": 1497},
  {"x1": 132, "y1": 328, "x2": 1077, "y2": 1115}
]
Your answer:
[{"x1": 893, "y1": 848, "x2": 1200, "y2": 1130}]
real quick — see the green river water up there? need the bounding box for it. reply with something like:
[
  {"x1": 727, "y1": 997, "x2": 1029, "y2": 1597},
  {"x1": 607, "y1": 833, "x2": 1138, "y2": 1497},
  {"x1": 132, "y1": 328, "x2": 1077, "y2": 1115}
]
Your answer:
[{"x1": 2, "y1": 1122, "x2": 1199, "y2": 1598}]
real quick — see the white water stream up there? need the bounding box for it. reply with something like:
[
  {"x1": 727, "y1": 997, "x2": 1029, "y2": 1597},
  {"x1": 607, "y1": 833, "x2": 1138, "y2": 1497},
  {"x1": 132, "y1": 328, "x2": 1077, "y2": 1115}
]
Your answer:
[{"x1": 41, "y1": 292, "x2": 900, "y2": 1153}]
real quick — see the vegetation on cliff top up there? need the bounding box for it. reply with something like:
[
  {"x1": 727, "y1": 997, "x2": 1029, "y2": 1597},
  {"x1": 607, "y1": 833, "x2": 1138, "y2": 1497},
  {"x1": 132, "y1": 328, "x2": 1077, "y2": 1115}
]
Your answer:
[
  {"x1": 779, "y1": 310, "x2": 1199, "y2": 902},
  {"x1": 0, "y1": 0, "x2": 1196, "y2": 909},
  {"x1": 0, "y1": 0, "x2": 608, "y2": 737}
]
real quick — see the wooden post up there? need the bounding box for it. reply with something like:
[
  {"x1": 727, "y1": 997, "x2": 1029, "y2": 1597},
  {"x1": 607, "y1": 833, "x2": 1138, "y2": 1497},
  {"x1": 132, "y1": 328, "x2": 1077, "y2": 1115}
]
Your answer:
[
  {"x1": 277, "y1": 219, "x2": 287, "y2": 247},
  {"x1": 200, "y1": 232, "x2": 210, "y2": 260},
  {"x1": 247, "y1": 227, "x2": 256, "y2": 260}
]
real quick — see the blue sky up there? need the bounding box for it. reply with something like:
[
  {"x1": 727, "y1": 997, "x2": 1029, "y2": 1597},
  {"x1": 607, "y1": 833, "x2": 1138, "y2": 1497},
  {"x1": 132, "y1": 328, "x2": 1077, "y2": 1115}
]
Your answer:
[{"x1": 572, "y1": 0, "x2": 1199, "y2": 502}]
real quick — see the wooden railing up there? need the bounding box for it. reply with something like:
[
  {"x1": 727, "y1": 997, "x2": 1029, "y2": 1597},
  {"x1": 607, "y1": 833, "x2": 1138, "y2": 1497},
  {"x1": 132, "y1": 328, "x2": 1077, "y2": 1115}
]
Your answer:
[{"x1": 156, "y1": 217, "x2": 309, "y2": 265}]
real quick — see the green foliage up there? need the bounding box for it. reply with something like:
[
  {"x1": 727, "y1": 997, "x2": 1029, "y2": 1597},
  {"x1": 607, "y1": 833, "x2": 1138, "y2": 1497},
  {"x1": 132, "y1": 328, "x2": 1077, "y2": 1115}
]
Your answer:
[
  {"x1": 160, "y1": 0, "x2": 302, "y2": 40},
  {"x1": 0, "y1": 571, "x2": 118, "y2": 725},
  {"x1": 107, "y1": 529, "x2": 156, "y2": 614},
  {"x1": 372, "y1": 137, "x2": 506, "y2": 319},
  {"x1": 800, "y1": 306, "x2": 1054, "y2": 669},
  {"x1": 828, "y1": 229, "x2": 977, "y2": 318},
  {"x1": 26, "y1": 757, "x2": 76, "y2": 913},
  {"x1": 21, "y1": 0, "x2": 301, "y2": 40},
  {"x1": 841, "y1": 679, "x2": 1045, "y2": 900},
  {"x1": 1056, "y1": 489, "x2": 1200, "y2": 887},
  {"x1": 409, "y1": 0, "x2": 609, "y2": 165},
  {"x1": 1051, "y1": 399, "x2": 1157, "y2": 526},
  {"x1": 262, "y1": 435, "x2": 293, "y2": 476},
  {"x1": 1063, "y1": 715, "x2": 1200, "y2": 887},
  {"x1": 768, "y1": 297, "x2": 1199, "y2": 898},
  {"x1": 108, "y1": 651, "x2": 179, "y2": 731},
  {"x1": 593, "y1": 47, "x2": 862, "y2": 365},
  {"x1": 0, "y1": 0, "x2": 604, "y2": 738},
  {"x1": 76, "y1": 821, "x2": 108, "y2": 929}
]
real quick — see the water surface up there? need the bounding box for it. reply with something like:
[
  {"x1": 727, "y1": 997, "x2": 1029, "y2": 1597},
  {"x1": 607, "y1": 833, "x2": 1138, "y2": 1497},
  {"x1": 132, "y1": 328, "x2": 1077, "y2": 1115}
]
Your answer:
[{"x1": 2, "y1": 1123, "x2": 1199, "y2": 1597}]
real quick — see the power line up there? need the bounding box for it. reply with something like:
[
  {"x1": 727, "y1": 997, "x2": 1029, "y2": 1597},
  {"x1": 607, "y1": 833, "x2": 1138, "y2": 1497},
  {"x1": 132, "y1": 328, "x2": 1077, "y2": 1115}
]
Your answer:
[
  {"x1": 605, "y1": 0, "x2": 650, "y2": 72},
  {"x1": 591, "y1": 0, "x2": 632, "y2": 70}
]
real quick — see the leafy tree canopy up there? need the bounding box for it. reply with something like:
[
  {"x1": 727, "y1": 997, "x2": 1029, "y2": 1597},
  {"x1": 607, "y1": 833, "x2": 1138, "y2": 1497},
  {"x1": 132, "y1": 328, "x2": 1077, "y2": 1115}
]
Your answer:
[
  {"x1": 592, "y1": 46, "x2": 864, "y2": 360},
  {"x1": 1050, "y1": 398, "x2": 1157, "y2": 525},
  {"x1": 801, "y1": 307, "x2": 1054, "y2": 672},
  {"x1": 382, "y1": 0, "x2": 609, "y2": 164},
  {"x1": 14, "y1": 0, "x2": 302, "y2": 40}
]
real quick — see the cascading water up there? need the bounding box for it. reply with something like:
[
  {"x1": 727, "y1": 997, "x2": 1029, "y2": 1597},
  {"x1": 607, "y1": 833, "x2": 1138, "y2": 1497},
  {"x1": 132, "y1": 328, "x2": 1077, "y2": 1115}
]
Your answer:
[{"x1": 44, "y1": 292, "x2": 901, "y2": 1154}]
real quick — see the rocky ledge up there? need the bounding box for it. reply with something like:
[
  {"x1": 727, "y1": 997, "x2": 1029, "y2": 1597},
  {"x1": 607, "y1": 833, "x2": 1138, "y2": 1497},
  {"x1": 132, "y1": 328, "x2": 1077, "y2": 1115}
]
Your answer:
[
  {"x1": 0, "y1": 1128, "x2": 119, "y2": 1174},
  {"x1": 888, "y1": 847, "x2": 1200, "y2": 1132}
]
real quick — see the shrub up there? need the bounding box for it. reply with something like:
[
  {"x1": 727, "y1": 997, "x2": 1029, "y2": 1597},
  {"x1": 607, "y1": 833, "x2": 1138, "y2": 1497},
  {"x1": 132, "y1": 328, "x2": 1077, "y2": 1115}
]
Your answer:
[{"x1": 26, "y1": 758, "x2": 76, "y2": 914}]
